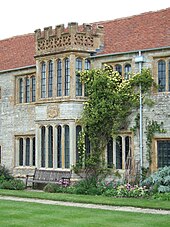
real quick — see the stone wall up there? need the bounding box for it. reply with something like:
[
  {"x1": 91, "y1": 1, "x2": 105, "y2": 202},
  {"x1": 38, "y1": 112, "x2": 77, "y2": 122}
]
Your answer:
[{"x1": 0, "y1": 68, "x2": 36, "y2": 171}]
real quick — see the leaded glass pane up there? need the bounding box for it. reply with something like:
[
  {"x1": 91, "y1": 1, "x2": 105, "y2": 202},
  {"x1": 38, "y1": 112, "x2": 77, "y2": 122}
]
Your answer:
[
  {"x1": 84, "y1": 59, "x2": 90, "y2": 96},
  {"x1": 107, "y1": 137, "x2": 113, "y2": 168},
  {"x1": 158, "y1": 60, "x2": 166, "y2": 92},
  {"x1": 25, "y1": 138, "x2": 30, "y2": 166},
  {"x1": 41, "y1": 126, "x2": 46, "y2": 167},
  {"x1": 41, "y1": 62, "x2": 46, "y2": 98},
  {"x1": 65, "y1": 58, "x2": 70, "y2": 96},
  {"x1": 48, "y1": 126, "x2": 53, "y2": 168},
  {"x1": 57, "y1": 59, "x2": 62, "y2": 96},
  {"x1": 124, "y1": 64, "x2": 131, "y2": 80},
  {"x1": 116, "y1": 136, "x2": 122, "y2": 169},
  {"x1": 19, "y1": 138, "x2": 23, "y2": 166},
  {"x1": 19, "y1": 79, "x2": 23, "y2": 103},
  {"x1": 25, "y1": 78, "x2": 30, "y2": 103},
  {"x1": 57, "y1": 126, "x2": 62, "y2": 168},
  {"x1": 76, "y1": 58, "x2": 82, "y2": 96},
  {"x1": 32, "y1": 77, "x2": 36, "y2": 102},
  {"x1": 115, "y1": 64, "x2": 122, "y2": 76},
  {"x1": 48, "y1": 61, "x2": 53, "y2": 97},
  {"x1": 157, "y1": 140, "x2": 170, "y2": 168},
  {"x1": 32, "y1": 137, "x2": 35, "y2": 166},
  {"x1": 65, "y1": 125, "x2": 70, "y2": 168}
]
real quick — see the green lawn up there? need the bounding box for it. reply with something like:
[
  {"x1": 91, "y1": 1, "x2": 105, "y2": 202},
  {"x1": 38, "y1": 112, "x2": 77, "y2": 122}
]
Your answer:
[
  {"x1": 0, "y1": 189, "x2": 170, "y2": 210},
  {"x1": 0, "y1": 199, "x2": 169, "y2": 227}
]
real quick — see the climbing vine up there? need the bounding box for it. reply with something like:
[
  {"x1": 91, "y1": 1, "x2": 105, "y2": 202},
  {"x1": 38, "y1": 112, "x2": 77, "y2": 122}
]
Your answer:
[
  {"x1": 145, "y1": 120, "x2": 166, "y2": 164},
  {"x1": 74, "y1": 65, "x2": 155, "y2": 179}
]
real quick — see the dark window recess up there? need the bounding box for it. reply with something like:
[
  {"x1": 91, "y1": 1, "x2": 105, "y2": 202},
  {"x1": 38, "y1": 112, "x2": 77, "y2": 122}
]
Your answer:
[
  {"x1": 157, "y1": 140, "x2": 170, "y2": 168},
  {"x1": 158, "y1": 60, "x2": 166, "y2": 92},
  {"x1": 107, "y1": 138, "x2": 113, "y2": 168},
  {"x1": 116, "y1": 136, "x2": 122, "y2": 169}
]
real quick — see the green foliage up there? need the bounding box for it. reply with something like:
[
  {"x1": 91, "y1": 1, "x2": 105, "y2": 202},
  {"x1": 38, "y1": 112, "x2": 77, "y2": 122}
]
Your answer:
[
  {"x1": 43, "y1": 183, "x2": 66, "y2": 193},
  {"x1": 0, "y1": 165, "x2": 24, "y2": 190},
  {"x1": 130, "y1": 113, "x2": 140, "y2": 134},
  {"x1": 145, "y1": 120, "x2": 166, "y2": 164},
  {"x1": 0, "y1": 165, "x2": 14, "y2": 181},
  {"x1": 0, "y1": 179, "x2": 25, "y2": 190},
  {"x1": 76, "y1": 66, "x2": 154, "y2": 179},
  {"x1": 43, "y1": 178, "x2": 148, "y2": 198},
  {"x1": 152, "y1": 193, "x2": 170, "y2": 201},
  {"x1": 142, "y1": 166, "x2": 170, "y2": 193}
]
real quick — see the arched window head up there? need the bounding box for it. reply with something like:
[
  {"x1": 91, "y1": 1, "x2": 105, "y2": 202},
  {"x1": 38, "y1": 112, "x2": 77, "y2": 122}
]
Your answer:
[
  {"x1": 158, "y1": 60, "x2": 166, "y2": 92},
  {"x1": 124, "y1": 64, "x2": 131, "y2": 80}
]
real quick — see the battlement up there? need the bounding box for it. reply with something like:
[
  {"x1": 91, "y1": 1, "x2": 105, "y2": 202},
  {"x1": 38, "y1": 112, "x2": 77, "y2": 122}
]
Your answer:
[{"x1": 34, "y1": 22, "x2": 104, "y2": 56}]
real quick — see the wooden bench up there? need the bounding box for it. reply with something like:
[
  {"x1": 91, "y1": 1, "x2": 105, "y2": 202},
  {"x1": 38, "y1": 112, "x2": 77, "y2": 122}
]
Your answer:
[{"x1": 26, "y1": 168, "x2": 72, "y2": 188}]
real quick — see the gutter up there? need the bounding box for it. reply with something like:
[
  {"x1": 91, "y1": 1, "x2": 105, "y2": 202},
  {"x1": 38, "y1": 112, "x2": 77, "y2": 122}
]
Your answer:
[
  {"x1": 90, "y1": 46, "x2": 170, "y2": 59},
  {"x1": 0, "y1": 65, "x2": 36, "y2": 74}
]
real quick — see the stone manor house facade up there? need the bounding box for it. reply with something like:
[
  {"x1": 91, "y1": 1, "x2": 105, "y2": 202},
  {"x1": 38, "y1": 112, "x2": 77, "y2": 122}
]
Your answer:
[{"x1": 0, "y1": 8, "x2": 170, "y2": 179}]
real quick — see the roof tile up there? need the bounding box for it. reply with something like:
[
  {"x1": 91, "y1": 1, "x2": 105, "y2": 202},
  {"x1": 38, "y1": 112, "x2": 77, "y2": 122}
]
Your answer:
[{"x1": 0, "y1": 8, "x2": 170, "y2": 71}]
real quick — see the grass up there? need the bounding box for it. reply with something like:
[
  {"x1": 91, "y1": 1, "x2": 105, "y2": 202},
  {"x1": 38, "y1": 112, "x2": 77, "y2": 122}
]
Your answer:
[
  {"x1": 0, "y1": 199, "x2": 169, "y2": 227},
  {"x1": 0, "y1": 189, "x2": 170, "y2": 210}
]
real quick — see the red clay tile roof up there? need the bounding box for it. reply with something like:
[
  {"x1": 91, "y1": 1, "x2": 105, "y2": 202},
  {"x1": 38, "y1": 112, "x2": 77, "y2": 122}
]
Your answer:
[
  {"x1": 0, "y1": 34, "x2": 35, "y2": 71},
  {"x1": 0, "y1": 8, "x2": 170, "y2": 71},
  {"x1": 96, "y1": 8, "x2": 170, "y2": 55}
]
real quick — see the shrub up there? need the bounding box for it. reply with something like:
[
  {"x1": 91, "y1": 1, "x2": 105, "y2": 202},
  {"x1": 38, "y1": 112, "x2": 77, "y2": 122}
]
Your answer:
[
  {"x1": 43, "y1": 183, "x2": 57, "y2": 193},
  {"x1": 43, "y1": 183, "x2": 69, "y2": 193},
  {"x1": 0, "y1": 179, "x2": 25, "y2": 190},
  {"x1": 152, "y1": 192, "x2": 170, "y2": 201},
  {"x1": 142, "y1": 166, "x2": 170, "y2": 193},
  {"x1": 0, "y1": 165, "x2": 13, "y2": 181}
]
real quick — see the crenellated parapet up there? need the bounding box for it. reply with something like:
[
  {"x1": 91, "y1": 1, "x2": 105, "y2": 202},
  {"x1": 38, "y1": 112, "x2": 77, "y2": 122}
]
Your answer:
[{"x1": 34, "y1": 22, "x2": 104, "y2": 56}]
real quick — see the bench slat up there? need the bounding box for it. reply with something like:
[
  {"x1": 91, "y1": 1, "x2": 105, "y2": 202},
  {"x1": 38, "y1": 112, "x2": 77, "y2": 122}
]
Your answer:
[{"x1": 26, "y1": 169, "x2": 71, "y2": 188}]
